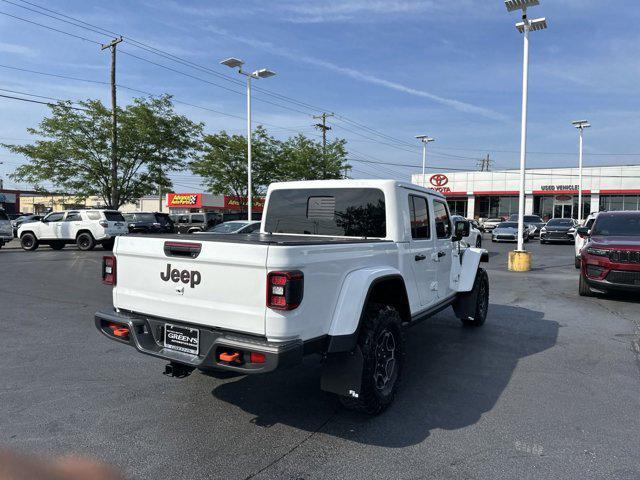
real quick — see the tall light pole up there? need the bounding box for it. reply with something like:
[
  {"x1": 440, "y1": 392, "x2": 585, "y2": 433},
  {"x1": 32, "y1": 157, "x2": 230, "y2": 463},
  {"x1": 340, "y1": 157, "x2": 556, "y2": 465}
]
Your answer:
[
  {"x1": 220, "y1": 58, "x2": 276, "y2": 221},
  {"x1": 572, "y1": 120, "x2": 590, "y2": 222},
  {"x1": 415, "y1": 135, "x2": 435, "y2": 188},
  {"x1": 505, "y1": 0, "x2": 547, "y2": 252}
]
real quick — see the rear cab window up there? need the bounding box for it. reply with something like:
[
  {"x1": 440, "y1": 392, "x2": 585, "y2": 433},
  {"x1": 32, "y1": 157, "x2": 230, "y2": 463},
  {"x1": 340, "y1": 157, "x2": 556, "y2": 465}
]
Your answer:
[
  {"x1": 264, "y1": 188, "x2": 386, "y2": 237},
  {"x1": 408, "y1": 195, "x2": 430, "y2": 239}
]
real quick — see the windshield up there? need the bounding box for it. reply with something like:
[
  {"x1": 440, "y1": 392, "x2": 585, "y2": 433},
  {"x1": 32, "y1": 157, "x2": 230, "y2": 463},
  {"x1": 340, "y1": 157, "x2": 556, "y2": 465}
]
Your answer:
[
  {"x1": 264, "y1": 188, "x2": 386, "y2": 237},
  {"x1": 497, "y1": 222, "x2": 517, "y2": 228},
  {"x1": 547, "y1": 218, "x2": 573, "y2": 226},
  {"x1": 208, "y1": 222, "x2": 246, "y2": 233},
  {"x1": 592, "y1": 213, "x2": 640, "y2": 236}
]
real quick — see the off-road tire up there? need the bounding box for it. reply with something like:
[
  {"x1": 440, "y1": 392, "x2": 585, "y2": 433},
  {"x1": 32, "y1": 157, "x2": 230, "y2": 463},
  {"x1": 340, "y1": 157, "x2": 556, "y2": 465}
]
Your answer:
[
  {"x1": 76, "y1": 232, "x2": 95, "y2": 251},
  {"x1": 20, "y1": 232, "x2": 39, "y2": 251},
  {"x1": 460, "y1": 268, "x2": 489, "y2": 327},
  {"x1": 339, "y1": 303, "x2": 404, "y2": 415},
  {"x1": 50, "y1": 241, "x2": 65, "y2": 250},
  {"x1": 579, "y1": 272, "x2": 593, "y2": 296}
]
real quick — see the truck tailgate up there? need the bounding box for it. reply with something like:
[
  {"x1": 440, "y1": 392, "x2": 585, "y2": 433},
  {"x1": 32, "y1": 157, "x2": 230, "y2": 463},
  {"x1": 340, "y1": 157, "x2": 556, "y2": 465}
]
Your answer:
[{"x1": 113, "y1": 236, "x2": 268, "y2": 335}]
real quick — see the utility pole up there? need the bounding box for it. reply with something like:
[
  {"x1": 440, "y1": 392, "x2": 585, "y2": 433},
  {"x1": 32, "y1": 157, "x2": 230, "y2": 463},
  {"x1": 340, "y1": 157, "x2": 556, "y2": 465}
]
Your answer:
[
  {"x1": 314, "y1": 113, "x2": 334, "y2": 177},
  {"x1": 313, "y1": 113, "x2": 334, "y2": 153},
  {"x1": 101, "y1": 36, "x2": 123, "y2": 209},
  {"x1": 478, "y1": 154, "x2": 492, "y2": 172}
]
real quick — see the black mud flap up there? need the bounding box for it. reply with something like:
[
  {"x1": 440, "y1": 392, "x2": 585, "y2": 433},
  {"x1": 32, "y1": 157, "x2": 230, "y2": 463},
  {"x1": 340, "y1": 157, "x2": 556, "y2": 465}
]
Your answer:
[
  {"x1": 452, "y1": 279, "x2": 480, "y2": 320},
  {"x1": 320, "y1": 347, "x2": 364, "y2": 398}
]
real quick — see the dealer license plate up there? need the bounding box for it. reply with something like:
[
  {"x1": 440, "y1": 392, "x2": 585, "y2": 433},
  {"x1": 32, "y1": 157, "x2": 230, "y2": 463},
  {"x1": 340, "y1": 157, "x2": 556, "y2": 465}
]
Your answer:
[{"x1": 164, "y1": 323, "x2": 199, "y2": 355}]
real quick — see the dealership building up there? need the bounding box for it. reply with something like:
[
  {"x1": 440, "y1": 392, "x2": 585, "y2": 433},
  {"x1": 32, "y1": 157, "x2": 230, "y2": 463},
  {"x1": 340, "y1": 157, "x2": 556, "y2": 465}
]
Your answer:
[{"x1": 412, "y1": 165, "x2": 640, "y2": 220}]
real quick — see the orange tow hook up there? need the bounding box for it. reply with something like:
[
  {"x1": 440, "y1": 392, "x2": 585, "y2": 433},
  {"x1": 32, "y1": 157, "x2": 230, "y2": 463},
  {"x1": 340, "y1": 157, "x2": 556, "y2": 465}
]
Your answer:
[
  {"x1": 109, "y1": 324, "x2": 130, "y2": 337},
  {"x1": 219, "y1": 351, "x2": 241, "y2": 363}
]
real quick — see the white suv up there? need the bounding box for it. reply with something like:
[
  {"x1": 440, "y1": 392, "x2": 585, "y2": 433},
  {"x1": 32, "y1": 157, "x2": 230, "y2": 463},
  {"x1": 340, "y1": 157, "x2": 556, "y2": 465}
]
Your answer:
[{"x1": 18, "y1": 209, "x2": 128, "y2": 251}]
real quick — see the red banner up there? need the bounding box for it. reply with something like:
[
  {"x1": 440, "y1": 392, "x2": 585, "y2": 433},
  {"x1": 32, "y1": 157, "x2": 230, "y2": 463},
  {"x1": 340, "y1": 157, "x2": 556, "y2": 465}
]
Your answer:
[
  {"x1": 223, "y1": 195, "x2": 265, "y2": 212},
  {"x1": 167, "y1": 193, "x2": 202, "y2": 208}
]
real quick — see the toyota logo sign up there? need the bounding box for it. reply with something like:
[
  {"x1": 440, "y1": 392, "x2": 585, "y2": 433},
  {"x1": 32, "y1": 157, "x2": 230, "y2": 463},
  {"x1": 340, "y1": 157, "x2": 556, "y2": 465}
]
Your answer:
[{"x1": 430, "y1": 174, "x2": 448, "y2": 187}]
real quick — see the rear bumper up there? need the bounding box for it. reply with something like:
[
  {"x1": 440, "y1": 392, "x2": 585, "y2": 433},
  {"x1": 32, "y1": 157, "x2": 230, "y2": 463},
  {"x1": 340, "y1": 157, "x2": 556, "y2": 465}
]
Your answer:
[{"x1": 95, "y1": 308, "x2": 304, "y2": 374}]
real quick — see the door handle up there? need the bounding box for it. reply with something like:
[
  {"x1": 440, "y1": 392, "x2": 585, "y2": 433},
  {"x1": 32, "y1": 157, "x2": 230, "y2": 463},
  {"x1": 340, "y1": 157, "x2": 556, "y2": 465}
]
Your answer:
[
  {"x1": 414, "y1": 254, "x2": 426, "y2": 261},
  {"x1": 437, "y1": 251, "x2": 446, "y2": 258}
]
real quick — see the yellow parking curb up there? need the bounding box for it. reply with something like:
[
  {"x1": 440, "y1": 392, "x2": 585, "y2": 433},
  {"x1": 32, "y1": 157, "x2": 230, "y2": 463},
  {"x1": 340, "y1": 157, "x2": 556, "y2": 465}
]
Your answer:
[{"x1": 508, "y1": 250, "x2": 532, "y2": 272}]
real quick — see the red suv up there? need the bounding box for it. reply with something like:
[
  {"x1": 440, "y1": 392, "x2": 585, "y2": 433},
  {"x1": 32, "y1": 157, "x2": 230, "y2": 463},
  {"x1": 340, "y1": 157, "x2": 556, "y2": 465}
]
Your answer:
[{"x1": 578, "y1": 211, "x2": 640, "y2": 296}]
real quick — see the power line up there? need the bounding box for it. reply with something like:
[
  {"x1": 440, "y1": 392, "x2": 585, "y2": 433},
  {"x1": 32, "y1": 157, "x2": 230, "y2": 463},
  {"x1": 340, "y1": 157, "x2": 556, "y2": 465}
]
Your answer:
[{"x1": 0, "y1": 92, "x2": 88, "y2": 110}]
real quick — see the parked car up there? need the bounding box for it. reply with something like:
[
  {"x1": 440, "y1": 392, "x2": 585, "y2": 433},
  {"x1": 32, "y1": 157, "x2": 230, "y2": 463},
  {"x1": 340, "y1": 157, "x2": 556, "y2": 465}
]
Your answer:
[
  {"x1": 452, "y1": 215, "x2": 482, "y2": 247},
  {"x1": 170, "y1": 212, "x2": 221, "y2": 234},
  {"x1": 0, "y1": 210, "x2": 13, "y2": 248},
  {"x1": 11, "y1": 214, "x2": 43, "y2": 236},
  {"x1": 578, "y1": 211, "x2": 640, "y2": 296},
  {"x1": 574, "y1": 213, "x2": 598, "y2": 268},
  {"x1": 123, "y1": 212, "x2": 175, "y2": 234},
  {"x1": 196, "y1": 220, "x2": 261, "y2": 235},
  {"x1": 18, "y1": 209, "x2": 128, "y2": 251},
  {"x1": 508, "y1": 214, "x2": 545, "y2": 237},
  {"x1": 491, "y1": 221, "x2": 530, "y2": 243},
  {"x1": 95, "y1": 179, "x2": 490, "y2": 414},
  {"x1": 540, "y1": 218, "x2": 577, "y2": 244},
  {"x1": 482, "y1": 218, "x2": 503, "y2": 231}
]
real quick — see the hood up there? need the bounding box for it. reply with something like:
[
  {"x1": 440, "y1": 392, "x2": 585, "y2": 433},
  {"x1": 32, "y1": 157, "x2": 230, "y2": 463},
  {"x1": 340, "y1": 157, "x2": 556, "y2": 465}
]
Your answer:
[
  {"x1": 589, "y1": 235, "x2": 640, "y2": 250},
  {"x1": 494, "y1": 227, "x2": 518, "y2": 234}
]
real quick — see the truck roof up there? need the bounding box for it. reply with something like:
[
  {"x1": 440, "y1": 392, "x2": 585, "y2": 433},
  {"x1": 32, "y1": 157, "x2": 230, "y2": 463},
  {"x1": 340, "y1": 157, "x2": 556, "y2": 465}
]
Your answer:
[{"x1": 268, "y1": 179, "x2": 446, "y2": 198}]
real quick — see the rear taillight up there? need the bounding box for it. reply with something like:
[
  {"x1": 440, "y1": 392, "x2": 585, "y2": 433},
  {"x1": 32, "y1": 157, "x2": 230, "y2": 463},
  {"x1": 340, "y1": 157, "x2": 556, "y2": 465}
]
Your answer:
[
  {"x1": 102, "y1": 255, "x2": 117, "y2": 285},
  {"x1": 267, "y1": 271, "x2": 303, "y2": 310},
  {"x1": 99, "y1": 220, "x2": 108, "y2": 227}
]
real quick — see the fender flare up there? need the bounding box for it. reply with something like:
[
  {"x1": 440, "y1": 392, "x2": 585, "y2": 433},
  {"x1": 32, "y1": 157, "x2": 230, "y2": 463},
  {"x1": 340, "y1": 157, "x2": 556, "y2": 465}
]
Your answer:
[
  {"x1": 451, "y1": 247, "x2": 488, "y2": 293},
  {"x1": 326, "y1": 267, "x2": 407, "y2": 353}
]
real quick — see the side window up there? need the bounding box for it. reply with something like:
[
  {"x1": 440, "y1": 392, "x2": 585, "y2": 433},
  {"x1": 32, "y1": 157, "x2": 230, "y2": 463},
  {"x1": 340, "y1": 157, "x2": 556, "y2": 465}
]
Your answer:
[
  {"x1": 191, "y1": 214, "x2": 204, "y2": 224},
  {"x1": 65, "y1": 211, "x2": 82, "y2": 222},
  {"x1": 178, "y1": 215, "x2": 189, "y2": 224},
  {"x1": 44, "y1": 212, "x2": 64, "y2": 222},
  {"x1": 433, "y1": 201, "x2": 451, "y2": 239},
  {"x1": 408, "y1": 195, "x2": 430, "y2": 239},
  {"x1": 86, "y1": 211, "x2": 101, "y2": 220}
]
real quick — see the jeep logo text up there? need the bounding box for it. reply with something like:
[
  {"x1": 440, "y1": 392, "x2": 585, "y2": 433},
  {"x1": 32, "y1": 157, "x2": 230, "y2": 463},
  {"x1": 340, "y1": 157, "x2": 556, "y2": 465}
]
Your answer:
[{"x1": 160, "y1": 264, "x2": 201, "y2": 289}]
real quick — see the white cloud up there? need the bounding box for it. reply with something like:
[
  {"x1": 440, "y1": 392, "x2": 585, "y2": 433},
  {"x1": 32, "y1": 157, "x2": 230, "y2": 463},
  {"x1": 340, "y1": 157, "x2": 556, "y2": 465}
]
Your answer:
[
  {"x1": 0, "y1": 42, "x2": 36, "y2": 57},
  {"x1": 206, "y1": 27, "x2": 506, "y2": 121}
]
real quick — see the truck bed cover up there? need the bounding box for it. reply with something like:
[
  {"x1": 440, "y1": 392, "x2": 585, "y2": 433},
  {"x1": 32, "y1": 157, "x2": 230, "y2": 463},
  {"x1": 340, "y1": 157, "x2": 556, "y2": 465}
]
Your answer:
[{"x1": 134, "y1": 233, "x2": 391, "y2": 246}]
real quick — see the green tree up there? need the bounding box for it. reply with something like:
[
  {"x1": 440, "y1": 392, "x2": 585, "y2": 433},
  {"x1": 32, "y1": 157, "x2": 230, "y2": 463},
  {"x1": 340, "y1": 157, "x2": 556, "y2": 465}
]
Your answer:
[
  {"x1": 190, "y1": 128, "x2": 350, "y2": 209},
  {"x1": 5, "y1": 95, "x2": 202, "y2": 208},
  {"x1": 276, "y1": 134, "x2": 349, "y2": 181},
  {"x1": 190, "y1": 126, "x2": 278, "y2": 209}
]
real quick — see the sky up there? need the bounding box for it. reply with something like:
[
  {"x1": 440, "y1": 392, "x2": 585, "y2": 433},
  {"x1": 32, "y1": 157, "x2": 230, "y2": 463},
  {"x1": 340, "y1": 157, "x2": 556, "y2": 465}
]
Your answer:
[{"x1": 1, "y1": 0, "x2": 639, "y2": 192}]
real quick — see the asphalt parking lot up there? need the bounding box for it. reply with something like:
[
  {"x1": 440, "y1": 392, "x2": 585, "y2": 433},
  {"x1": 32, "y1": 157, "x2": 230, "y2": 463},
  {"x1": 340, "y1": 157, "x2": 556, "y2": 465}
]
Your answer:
[{"x1": 1, "y1": 235, "x2": 639, "y2": 480}]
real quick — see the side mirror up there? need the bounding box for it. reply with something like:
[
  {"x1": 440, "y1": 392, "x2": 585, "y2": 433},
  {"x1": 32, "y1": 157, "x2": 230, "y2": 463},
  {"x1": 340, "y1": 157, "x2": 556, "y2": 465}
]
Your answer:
[
  {"x1": 452, "y1": 220, "x2": 470, "y2": 242},
  {"x1": 576, "y1": 226, "x2": 590, "y2": 238}
]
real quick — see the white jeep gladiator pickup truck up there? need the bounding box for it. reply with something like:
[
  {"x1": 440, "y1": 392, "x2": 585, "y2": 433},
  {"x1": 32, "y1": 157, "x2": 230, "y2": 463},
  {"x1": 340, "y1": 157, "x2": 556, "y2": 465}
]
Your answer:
[{"x1": 96, "y1": 180, "x2": 489, "y2": 414}]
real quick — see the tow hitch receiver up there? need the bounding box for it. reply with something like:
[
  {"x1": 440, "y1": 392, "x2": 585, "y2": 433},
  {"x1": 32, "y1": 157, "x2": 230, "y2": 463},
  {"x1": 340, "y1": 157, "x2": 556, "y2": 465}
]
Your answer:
[{"x1": 163, "y1": 362, "x2": 194, "y2": 378}]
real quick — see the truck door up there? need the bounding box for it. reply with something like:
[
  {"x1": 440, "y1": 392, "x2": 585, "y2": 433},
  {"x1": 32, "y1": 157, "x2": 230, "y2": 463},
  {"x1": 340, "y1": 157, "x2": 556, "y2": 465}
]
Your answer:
[
  {"x1": 408, "y1": 194, "x2": 438, "y2": 307},
  {"x1": 432, "y1": 199, "x2": 455, "y2": 299}
]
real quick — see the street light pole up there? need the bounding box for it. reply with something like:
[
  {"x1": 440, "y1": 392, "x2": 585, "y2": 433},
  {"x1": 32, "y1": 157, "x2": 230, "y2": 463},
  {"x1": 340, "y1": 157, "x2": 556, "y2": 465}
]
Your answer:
[
  {"x1": 516, "y1": 19, "x2": 529, "y2": 253},
  {"x1": 505, "y1": 0, "x2": 547, "y2": 253},
  {"x1": 415, "y1": 135, "x2": 435, "y2": 188},
  {"x1": 220, "y1": 58, "x2": 276, "y2": 221},
  {"x1": 572, "y1": 120, "x2": 590, "y2": 222}
]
